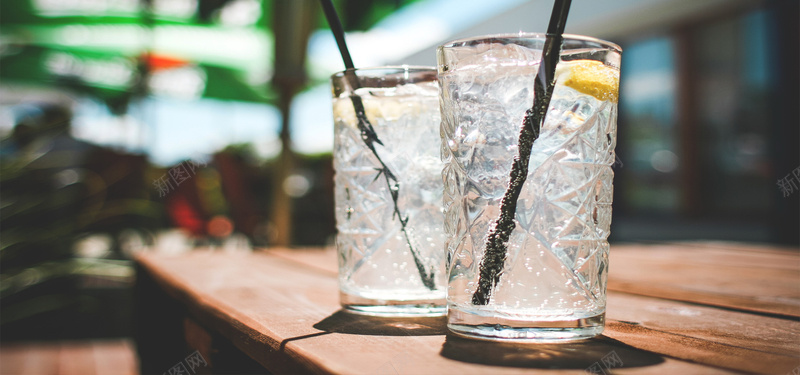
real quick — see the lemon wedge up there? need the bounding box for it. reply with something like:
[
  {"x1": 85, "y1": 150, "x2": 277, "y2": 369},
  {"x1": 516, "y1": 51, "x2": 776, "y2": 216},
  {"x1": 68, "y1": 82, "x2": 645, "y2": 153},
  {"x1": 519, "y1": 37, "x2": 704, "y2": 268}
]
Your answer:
[
  {"x1": 333, "y1": 94, "x2": 433, "y2": 127},
  {"x1": 556, "y1": 60, "x2": 620, "y2": 103},
  {"x1": 333, "y1": 97, "x2": 404, "y2": 126}
]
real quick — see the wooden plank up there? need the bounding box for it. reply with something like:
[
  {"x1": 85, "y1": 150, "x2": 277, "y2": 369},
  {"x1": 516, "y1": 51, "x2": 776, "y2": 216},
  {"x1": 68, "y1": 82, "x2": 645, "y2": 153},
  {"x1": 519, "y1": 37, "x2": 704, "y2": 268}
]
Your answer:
[
  {"x1": 263, "y1": 247, "x2": 338, "y2": 276},
  {"x1": 608, "y1": 243, "x2": 800, "y2": 318},
  {"x1": 136, "y1": 251, "x2": 768, "y2": 374},
  {"x1": 92, "y1": 340, "x2": 139, "y2": 375},
  {"x1": 668, "y1": 241, "x2": 800, "y2": 254},
  {"x1": 0, "y1": 340, "x2": 138, "y2": 375},
  {"x1": 59, "y1": 342, "x2": 97, "y2": 375},
  {"x1": 0, "y1": 343, "x2": 59, "y2": 375},
  {"x1": 608, "y1": 292, "x2": 800, "y2": 357},
  {"x1": 605, "y1": 320, "x2": 799, "y2": 375},
  {"x1": 613, "y1": 242, "x2": 800, "y2": 270},
  {"x1": 606, "y1": 292, "x2": 800, "y2": 374},
  {"x1": 137, "y1": 252, "x2": 341, "y2": 375}
]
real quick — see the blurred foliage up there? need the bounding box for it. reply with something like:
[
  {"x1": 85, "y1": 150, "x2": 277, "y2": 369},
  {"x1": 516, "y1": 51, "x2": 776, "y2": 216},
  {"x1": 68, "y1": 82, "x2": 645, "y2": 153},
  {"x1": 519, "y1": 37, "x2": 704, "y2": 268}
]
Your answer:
[
  {"x1": 0, "y1": 0, "x2": 275, "y2": 114},
  {"x1": 0, "y1": 0, "x2": 422, "y2": 115},
  {"x1": 0, "y1": 116, "x2": 163, "y2": 338},
  {"x1": 317, "y1": 0, "x2": 423, "y2": 31}
]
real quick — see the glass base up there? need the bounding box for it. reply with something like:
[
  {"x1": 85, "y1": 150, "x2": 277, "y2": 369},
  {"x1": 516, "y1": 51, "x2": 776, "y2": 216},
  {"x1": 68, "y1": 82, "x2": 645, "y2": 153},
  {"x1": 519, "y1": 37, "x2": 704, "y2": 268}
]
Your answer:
[
  {"x1": 447, "y1": 306, "x2": 605, "y2": 342},
  {"x1": 340, "y1": 291, "x2": 446, "y2": 317}
]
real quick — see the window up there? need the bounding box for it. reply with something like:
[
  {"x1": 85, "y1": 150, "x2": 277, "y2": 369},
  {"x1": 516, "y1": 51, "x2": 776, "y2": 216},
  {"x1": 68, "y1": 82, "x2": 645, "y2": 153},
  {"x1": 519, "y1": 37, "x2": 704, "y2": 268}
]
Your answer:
[{"x1": 612, "y1": 3, "x2": 798, "y2": 244}]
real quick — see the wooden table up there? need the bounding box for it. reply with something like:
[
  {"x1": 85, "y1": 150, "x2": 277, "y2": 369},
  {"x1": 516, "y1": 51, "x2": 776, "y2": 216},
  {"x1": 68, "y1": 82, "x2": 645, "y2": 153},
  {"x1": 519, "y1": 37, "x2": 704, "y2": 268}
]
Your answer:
[
  {"x1": 134, "y1": 242, "x2": 800, "y2": 374},
  {"x1": 0, "y1": 340, "x2": 139, "y2": 375}
]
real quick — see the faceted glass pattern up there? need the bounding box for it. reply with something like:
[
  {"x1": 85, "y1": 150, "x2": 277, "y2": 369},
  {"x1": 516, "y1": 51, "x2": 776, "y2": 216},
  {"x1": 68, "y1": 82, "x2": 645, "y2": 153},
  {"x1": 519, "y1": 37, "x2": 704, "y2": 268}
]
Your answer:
[
  {"x1": 439, "y1": 34, "x2": 621, "y2": 340},
  {"x1": 332, "y1": 67, "x2": 446, "y2": 315}
]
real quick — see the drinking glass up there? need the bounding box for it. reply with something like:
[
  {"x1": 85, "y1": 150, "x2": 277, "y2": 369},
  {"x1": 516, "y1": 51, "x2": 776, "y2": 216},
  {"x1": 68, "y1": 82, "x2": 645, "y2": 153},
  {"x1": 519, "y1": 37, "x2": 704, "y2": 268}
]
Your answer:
[
  {"x1": 438, "y1": 34, "x2": 621, "y2": 340},
  {"x1": 331, "y1": 66, "x2": 446, "y2": 316}
]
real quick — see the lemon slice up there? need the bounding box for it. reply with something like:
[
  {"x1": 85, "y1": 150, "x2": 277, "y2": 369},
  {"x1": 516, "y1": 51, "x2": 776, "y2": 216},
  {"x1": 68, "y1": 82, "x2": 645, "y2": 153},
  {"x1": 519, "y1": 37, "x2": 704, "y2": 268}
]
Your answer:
[
  {"x1": 556, "y1": 60, "x2": 620, "y2": 103},
  {"x1": 333, "y1": 97, "x2": 403, "y2": 126},
  {"x1": 333, "y1": 94, "x2": 432, "y2": 127}
]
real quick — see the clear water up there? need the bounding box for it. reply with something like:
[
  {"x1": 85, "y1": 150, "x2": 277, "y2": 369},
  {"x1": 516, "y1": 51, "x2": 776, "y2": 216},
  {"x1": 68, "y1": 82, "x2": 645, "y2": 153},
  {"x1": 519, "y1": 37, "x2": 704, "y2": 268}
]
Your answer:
[
  {"x1": 333, "y1": 82, "x2": 446, "y2": 307},
  {"x1": 440, "y1": 46, "x2": 618, "y2": 324}
]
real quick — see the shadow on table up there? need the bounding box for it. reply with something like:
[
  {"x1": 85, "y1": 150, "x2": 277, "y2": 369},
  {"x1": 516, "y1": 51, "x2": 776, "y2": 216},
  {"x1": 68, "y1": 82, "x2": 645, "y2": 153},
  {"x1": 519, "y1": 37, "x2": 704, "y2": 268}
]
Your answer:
[
  {"x1": 313, "y1": 309, "x2": 446, "y2": 336},
  {"x1": 440, "y1": 334, "x2": 664, "y2": 370}
]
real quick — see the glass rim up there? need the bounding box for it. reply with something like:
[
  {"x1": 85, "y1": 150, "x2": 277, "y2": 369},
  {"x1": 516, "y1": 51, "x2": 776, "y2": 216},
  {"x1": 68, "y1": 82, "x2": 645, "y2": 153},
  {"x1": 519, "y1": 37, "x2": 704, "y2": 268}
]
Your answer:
[
  {"x1": 330, "y1": 65, "x2": 436, "y2": 80},
  {"x1": 439, "y1": 33, "x2": 622, "y2": 53}
]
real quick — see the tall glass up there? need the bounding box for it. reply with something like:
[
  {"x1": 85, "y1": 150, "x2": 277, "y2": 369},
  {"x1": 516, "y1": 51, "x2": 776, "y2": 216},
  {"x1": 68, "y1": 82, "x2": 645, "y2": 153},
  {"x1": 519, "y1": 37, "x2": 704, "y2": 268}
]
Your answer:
[
  {"x1": 438, "y1": 34, "x2": 621, "y2": 340},
  {"x1": 331, "y1": 66, "x2": 446, "y2": 316}
]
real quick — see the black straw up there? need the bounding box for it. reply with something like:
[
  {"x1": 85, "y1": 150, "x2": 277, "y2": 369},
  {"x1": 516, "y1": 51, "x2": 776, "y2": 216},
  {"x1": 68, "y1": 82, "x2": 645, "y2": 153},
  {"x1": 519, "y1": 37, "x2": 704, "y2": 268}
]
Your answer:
[
  {"x1": 319, "y1": 0, "x2": 436, "y2": 290},
  {"x1": 319, "y1": 0, "x2": 355, "y2": 70},
  {"x1": 472, "y1": 0, "x2": 572, "y2": 305}
]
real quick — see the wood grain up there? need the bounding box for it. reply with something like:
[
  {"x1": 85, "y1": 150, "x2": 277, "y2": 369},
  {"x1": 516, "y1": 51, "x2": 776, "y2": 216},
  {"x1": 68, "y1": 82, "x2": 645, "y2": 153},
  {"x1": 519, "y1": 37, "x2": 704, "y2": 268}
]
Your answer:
[
  {"x1": 606, "y1": 292, "x2": 800, "y2": 374},
  {"x1": 263, "y1": 247, "x2": 338, "y2": 276},
  {"x1": 134, "y1": 244, "x2": 800, "y2": 374},
  {"x1": 608, "y1": 243, "x2": 800, "y2": 318},
  {"x1": 265, "y1": 244, "x2": 800, "y2": 317},
  {"x1": 273, "y1": 245, "x2": 800, "y2": 373},
  {"x1": 0, "y1": 340, "x2": 138, "y2": 375}
]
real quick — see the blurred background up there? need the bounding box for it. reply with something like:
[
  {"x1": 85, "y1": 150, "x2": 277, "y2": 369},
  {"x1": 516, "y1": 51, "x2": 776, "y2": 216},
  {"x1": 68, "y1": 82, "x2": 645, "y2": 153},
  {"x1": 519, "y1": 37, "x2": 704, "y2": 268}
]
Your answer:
[{"x1": 0, "y1": 0, "x2": 797, "y2": 366}]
